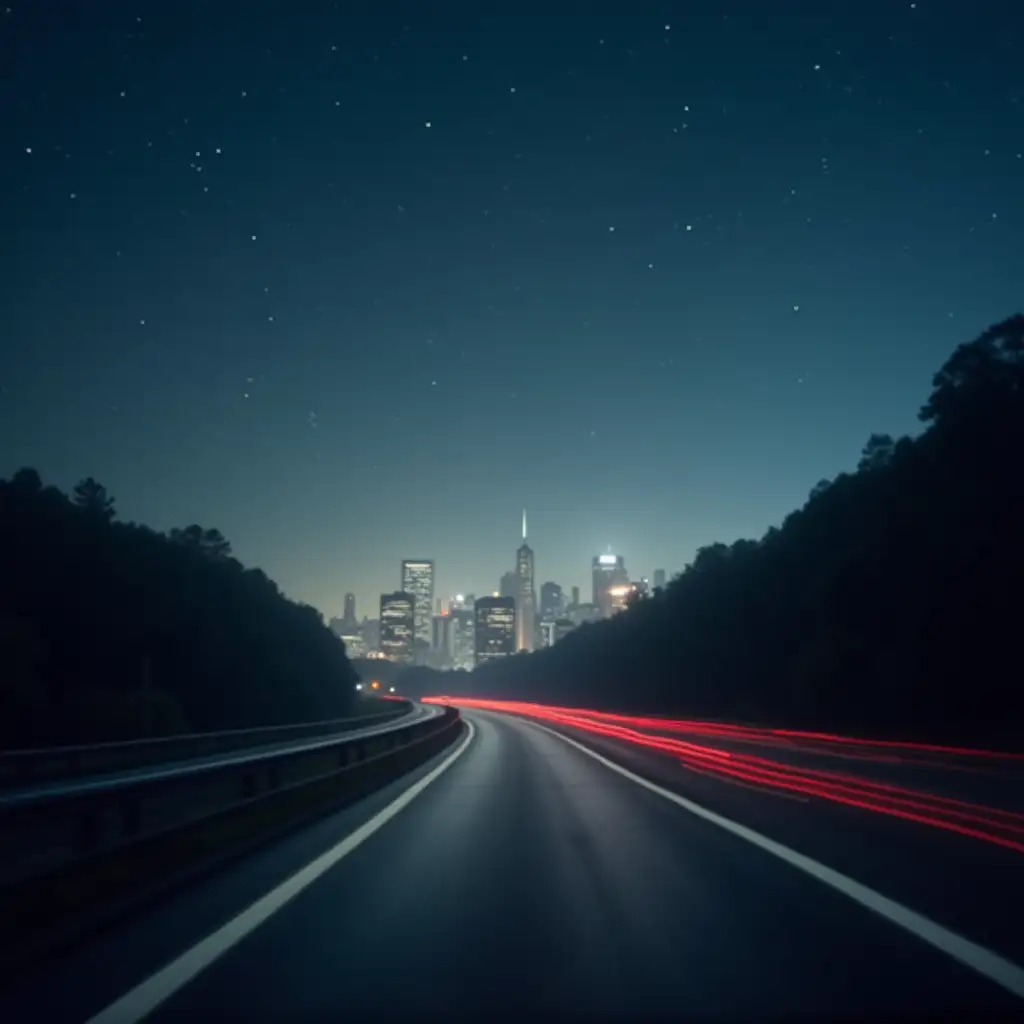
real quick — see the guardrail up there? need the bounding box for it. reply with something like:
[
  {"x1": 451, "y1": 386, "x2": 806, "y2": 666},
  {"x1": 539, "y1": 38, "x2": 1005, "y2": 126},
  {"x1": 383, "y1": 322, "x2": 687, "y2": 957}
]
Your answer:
[
  {"x1": 0, "y1": 698, "x2": 414, "y2": 790},
  {"x1": 0, "y1": 703, "x2": 463, "y2": 980}
]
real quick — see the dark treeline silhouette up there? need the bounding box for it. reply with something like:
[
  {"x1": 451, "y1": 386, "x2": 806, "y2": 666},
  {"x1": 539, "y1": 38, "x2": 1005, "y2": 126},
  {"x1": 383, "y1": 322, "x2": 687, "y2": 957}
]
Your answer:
[
  {"x1": 0, "y1": 474, "x2": 358, "y2": 748},
  {"x1": 426, "y1": 315, "x2": 1024, "y2": 746}
]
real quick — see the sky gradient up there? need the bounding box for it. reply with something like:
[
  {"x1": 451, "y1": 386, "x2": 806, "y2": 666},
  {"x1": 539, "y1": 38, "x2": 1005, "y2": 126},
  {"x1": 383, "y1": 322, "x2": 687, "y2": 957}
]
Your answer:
[{"x1": 3, "y1": 3, "x2": 1022, "y2": 621}]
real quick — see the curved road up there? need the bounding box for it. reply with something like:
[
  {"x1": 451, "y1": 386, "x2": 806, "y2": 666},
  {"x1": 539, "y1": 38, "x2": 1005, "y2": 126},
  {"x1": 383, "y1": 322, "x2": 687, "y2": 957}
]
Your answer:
[{"x1": 3, "y1": 709, "x2": 1022, "y2": 1021}]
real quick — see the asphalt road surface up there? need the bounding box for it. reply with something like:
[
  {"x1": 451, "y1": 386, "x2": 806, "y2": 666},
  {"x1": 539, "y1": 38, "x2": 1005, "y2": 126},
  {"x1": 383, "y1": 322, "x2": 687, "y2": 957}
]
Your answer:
[{"x1": 3, "y1": 709, "x2": 1023, "y2": 1022}]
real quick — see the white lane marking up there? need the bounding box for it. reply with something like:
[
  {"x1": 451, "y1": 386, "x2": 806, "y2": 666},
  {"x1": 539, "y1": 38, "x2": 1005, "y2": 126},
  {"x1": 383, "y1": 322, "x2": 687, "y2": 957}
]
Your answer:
[
  {"x1": 523, "y1": 718, "x2": 1024, "y2": 1000},
  {"x1": 86, "y1": 720, "x2": 476, "y2": 1024}
]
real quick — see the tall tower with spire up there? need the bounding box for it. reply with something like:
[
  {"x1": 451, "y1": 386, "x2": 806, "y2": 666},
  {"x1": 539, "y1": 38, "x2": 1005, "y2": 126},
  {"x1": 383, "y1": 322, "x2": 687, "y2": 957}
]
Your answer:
[{"x1": 515, "y1": 508, "x2": 536, "y2": 652}]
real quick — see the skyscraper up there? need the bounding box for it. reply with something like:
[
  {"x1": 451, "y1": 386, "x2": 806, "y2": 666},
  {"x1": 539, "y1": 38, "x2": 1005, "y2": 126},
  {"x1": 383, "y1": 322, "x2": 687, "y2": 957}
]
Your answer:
[
  {"x1": 474, "y1": 596, "x2": 516, "y2": 665},
  {"x1": 400, "y1": 560, "x2": 434, "y2": 660},
  {"x1": 593, "y1": 553, "x2": 628, "y2": 618},
  {"x1": 515, "y1": 509, "x2": 536, "y2": 652},
  {"x1": 343, "y1": 592, "x2": 356, "y2": 626},
  {"x1": 379, "y1": 591, "x2": 415, "y2": 663},
  {"x1": 431, "y1": 613, "x2": 454, "y2": 669},
  {"x1": 653, "y1": 568, "x2": 667, "y2": 590},
  {"x1": 451, "y1": 607, "x2": 475, "y2": 670},
  {"x1": 540, "y1": 582, "x2": 563, "y2": 623}
]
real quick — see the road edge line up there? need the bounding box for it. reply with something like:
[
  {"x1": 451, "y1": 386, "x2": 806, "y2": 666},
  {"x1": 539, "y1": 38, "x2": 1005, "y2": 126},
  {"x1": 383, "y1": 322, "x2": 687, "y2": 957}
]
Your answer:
[
  {"x1": 524, "y1": 717, "x2": 1024, "y2": 1001},
  {"x1": 86, "y1": 719, "x2": 477, "y2": 1024}
]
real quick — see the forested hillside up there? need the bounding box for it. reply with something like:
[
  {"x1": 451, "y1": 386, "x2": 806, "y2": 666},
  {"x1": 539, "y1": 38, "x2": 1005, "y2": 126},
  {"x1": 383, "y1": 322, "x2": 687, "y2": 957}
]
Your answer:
[
  {"x1": 462, "y1": 315, "x2": 1024, "y2": 745},
  {"x1": 0, "y1": 475, "x2": 359, "y2": 747}
]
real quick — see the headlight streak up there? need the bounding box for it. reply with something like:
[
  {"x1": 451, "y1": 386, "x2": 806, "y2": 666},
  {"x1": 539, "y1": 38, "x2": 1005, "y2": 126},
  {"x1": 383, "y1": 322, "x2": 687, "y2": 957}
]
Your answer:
[{"x1": 424, "y1": 697, "x2": 1024, "y2": 854}]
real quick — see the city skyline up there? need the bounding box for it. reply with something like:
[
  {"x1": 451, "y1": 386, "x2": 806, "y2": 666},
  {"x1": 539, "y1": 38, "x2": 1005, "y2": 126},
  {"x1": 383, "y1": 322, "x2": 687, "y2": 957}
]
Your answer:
[
  {"x1": 335, "y1": 531, "x2": 667, "y2": 633},
  {"x1": 330, "y1": 509, "x2": 660, "y2": 664},
  {"x1": 294, "y1": 509, "x2": 676, "y2": 623},
  {"x1": 320, "y1": 510, "x2": 670, "y2": 630}
]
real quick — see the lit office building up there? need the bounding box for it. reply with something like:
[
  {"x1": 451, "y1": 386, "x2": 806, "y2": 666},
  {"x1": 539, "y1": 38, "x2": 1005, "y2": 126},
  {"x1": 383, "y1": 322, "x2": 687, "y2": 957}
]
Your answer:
[
  {"x1": 379, "y1": 591, "x2": 415, "y2": 663},
  {"x1": 338, "y1": 624, "x2": 367, "y2": 659},
  {"x1": 451, "y1": 607, "x2": 475, "y2": 670},
  {"x1": 607, "y1": 583, "x2": 635, "y2": 615},
  {"x1": 475, "y1": 596, "x2": 516, "y2": 665},
  {"x1": 401, "y1": 560, "x2": 435, "y2": 661},
  {"x1": 592, "y1": 553, "x2": 628, "y2": 618}
]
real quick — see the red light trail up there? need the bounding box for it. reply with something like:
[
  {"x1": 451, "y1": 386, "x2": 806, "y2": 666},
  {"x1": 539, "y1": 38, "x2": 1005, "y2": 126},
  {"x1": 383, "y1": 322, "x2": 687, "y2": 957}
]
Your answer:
[{"x1": 424, "y1": 697, "x2": 1024, "y2": 854}]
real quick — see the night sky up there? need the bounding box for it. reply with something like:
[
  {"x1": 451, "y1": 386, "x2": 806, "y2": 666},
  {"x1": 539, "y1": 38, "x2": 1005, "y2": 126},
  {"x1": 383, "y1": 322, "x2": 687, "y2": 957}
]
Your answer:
[{"x1": 3, "y1": 3, "x2": 1022, "y2": 621}]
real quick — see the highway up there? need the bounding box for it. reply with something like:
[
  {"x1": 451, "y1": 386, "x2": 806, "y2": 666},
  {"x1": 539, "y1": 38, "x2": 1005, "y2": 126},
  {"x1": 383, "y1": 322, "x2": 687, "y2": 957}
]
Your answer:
[{"x1": 2, "y1": 705, "x2": 1023, "y2": 1021}]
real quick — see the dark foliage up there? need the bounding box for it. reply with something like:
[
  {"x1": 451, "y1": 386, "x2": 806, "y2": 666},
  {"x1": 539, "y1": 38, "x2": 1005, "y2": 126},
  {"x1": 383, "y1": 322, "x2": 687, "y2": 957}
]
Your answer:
[
  {"x1": 0, "y1": 477, "x2": 359, "y2": 747},
  {"x1": 447, "y1": 315, "x2": 1024, "y2": 746}
]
